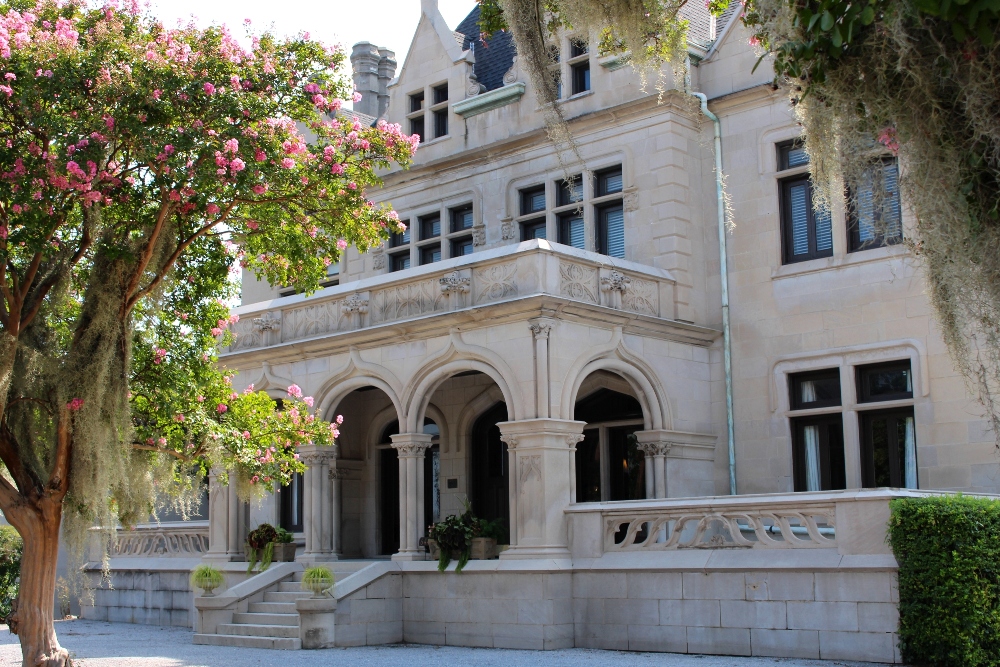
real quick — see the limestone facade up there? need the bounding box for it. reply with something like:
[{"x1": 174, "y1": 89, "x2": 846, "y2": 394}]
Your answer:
[{"x1": 83, "y1": 0, "x2": 1000, "y2": 656}]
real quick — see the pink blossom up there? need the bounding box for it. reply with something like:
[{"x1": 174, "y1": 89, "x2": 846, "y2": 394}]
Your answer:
[
  {"x1": 303, "y1": 396, "x2": 314, "y2": 407},
  {"x1": 67, "y1": 398, "x2": 85, "y2": 411},
  {"x1": 230, "y1": 158, "x2": 245, "y2": 172},
  {"x1": 206, "y1": 203, "x2": 220, "y2": 215},
  {"x1": 211, "y1": 327, "x2": 223, "y2": 336},
  {"x1": 224, "y1": 138, "x2": 239, "y2": 153},
  {"x1": 152, "y1": 89, "x2": 162, "y2": 99},
  {"x1": 330, "y1": 163, "x2": 344, "y2": 175},
  {"x1": 336, "y1": 414, "x2": 344, "y2": 425},
  {"x1": 174, "y1": 414, "x2": 185, "y2": 422},
  {"x1": 336, "y1": 239, "x2": 348, "y2": 250},
  {"x1": 287, "y1": 384, "x2": 303, "y2": 398},
  {"x1": 352, "y1": 91, "x2": 362, "y2": 103},
  {"x1": 242, "y1": 431, "x2": 251, "y2": 439},
  {"x1": 203, "y1": 82, "x2": 216, "y2": 95},
  {"x1": 252, "y1": 184, "x2": 266, "y2": 195},
  {"x1": 281, "y1": 157, "x2": 295, "y2": 169},
  {"x1": 216, "y1": 403, "x2": 228, "y2": 414},
  {"x1": 158, "y1": 437, "x2": 167, "y2": 446},
  {"x1": 197, "y1": 395, "x2": 205, "y2": 403},
  {"x1": 254, "y1": 149, "x2": 266, "y2": 162},
  {"x1": 244, "y1": 383, "x2": 255, "y2": 394}
]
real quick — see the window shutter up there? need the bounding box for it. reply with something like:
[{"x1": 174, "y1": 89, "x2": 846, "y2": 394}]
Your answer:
[
  {"x1": 789, "y1": 182, "x2": 810, "y2": 256},
  {"x1": 604, "y1": 207, "x2": 625, "y2": 258}
]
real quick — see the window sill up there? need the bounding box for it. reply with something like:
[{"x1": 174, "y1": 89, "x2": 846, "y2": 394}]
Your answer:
[
  {"x1": 558, "y1": 90, "x2": 595, "y2": 104},
  {"x1": 417, "y1": 135, "x2": 450, "y2": 147},
  {"x1": 771, "y1": 244, "x2": 909, "y2": 281}
]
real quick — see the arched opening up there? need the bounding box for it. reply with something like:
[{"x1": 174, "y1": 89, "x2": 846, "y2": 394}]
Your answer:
[
  {"x1": 470, "y1": 402, "x2": 510, "y2": 540},
  {"x1": 574, "y1": 379, "x2": 646, "y2": 503},
  {"x1": 376, "y1": 418, "x2": 440, "y2": 556}
]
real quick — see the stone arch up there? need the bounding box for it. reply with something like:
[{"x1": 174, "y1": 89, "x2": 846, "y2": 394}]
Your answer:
[
  {"x1": 424, "y1": 402, "x2": 451, "y2": 454},
  {"x1": 402, "y1": 331, "x2": 523, "y2": 432},
  {"x1": 455, "y1": 384, "x2": 507, "y2": 455},
  {"x1": 560, "y1": 327, "x2": 672, "y2": 431},
  {"x1": 242, "y1": 362, "x2": 296, "y2": 400},
  {"x1": 314, "y1": 347, "x2": 405, "y2": 426}
]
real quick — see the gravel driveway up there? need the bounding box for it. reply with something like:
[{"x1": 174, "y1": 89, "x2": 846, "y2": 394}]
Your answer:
[{"x1": 0, "y1": 620, "x2": 891, "y2": 667}]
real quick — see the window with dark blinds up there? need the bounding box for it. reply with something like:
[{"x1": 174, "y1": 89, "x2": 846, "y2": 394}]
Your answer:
[
  {"x1": 781, "y1": 175, "x2": 833, "y2": 263},
  {"x1": 849, "y1": 159, "x2": 902, "y2": 252},
  {"x1": 599, "y1": 205, "x2": 625, "y2": 258},
  {"x1": 559, "y1": 213, "x2": 585, "y2": 249}
]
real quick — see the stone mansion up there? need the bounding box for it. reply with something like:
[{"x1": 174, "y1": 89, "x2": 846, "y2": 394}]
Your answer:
[{"x1": 82, "y1": 0, "x2": 1000, "y2": 661}]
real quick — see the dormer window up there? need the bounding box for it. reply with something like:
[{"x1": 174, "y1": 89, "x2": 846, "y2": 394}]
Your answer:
[
  {"x1": 408, "y1": 91, "x2": 426, "y2": 141},
  {"x1": 431, "y1": 83, "x2": 449, "y2": 139},
  {"x1": 569, "y1": 39, "x2": 590, "y2": 95}
]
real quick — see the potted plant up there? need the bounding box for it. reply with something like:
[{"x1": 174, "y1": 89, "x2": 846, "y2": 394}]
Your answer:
[
  {"x1": 245, "y1": 523, "x2": 279, "y2": 574},
  {"x1": 428, "y1": 512, "x2": 474, "y2": 572},
  {"x1": 470, "y1": 517, "x2": 505, "y2": 561},
  {"x1": 189, "y1": 564, "x2": 225, "y2": 597},
  {"x1": 301, "y1": 566, "x2": 335, "y2": 598},
  {"x1": 272, "y1": 527, "x2": 297, "y2": 562}
]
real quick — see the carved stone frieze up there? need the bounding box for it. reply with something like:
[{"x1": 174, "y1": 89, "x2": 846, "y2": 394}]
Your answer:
[
  {"x1": 370, "y1": 279, "x2": 444, "y2": 324},
  {"x1": 502, "y1": 57, "x2": 519, "y2": 85},
  {"x1": 341, "y1": 293, "x2": 369, "y2": 315},
  {"x1": 391, "y1": 442, "x2": 431, "y2": 458},
  {"x1": 637, "y1": 441, "x2": 673, "y2": 457},
  {"x1": 284, "y1": 301, "x2": 346, "y2": 341},
  {"x1": 559, "y1": 262, "x2": 599, "y2": 303},
  {"x1": 474, "y1": 262, "x2": 518, "y2": 304},
  {"x1": 113, "y1": 527, "x2": 210, "y2": 557},
  {"x1": 621, "y1": 277, "x2": 657, "y2": 316},
  {"x1": 372, "y1": 248, "x2": 386, "y2": 271},
  {"x1": 600, "y1": 270, "x2": 632, "y2": 294},
  {"x1": 623, "y1": 188, "x2": 639, "y2": 212},
  {"x1": 529, "y1": 322, "x2": 552, "y2": 339},
  {"x1": 519, "y1": 455, "x2": 542, "y2": 483}
]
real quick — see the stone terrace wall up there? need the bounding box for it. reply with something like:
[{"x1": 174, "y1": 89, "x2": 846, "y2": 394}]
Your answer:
[{"x1": 82, "y1": 561, "x2": 198, "y2": 627}]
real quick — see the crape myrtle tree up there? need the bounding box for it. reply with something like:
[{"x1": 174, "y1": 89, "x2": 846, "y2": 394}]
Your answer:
[
  {"x1": 481, "y1": 0, "x2": 1000, "y2": 449},
  {"x1": 0, "y1": 1, "x2": 415, "y2": 665}
]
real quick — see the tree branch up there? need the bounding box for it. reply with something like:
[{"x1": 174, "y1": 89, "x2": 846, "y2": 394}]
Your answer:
[
  {"x1": 124, "y1": 218, "x2": 218, "y2": 313},
  {"x1": 122, "y1": 199, "x2": 172, "y2": 311},
  {"x1": 131, "y1": 443, "x2": 191, "y2": 462},
  {"x1": 0, "y1": 422, "x2": 41, "y2": 499},
  {"x1": 48, "y1": 408, "x2": 72, "y2": 498},
  {"x1": 0, "y1": 474, "x2": 22, "y2": 514}
]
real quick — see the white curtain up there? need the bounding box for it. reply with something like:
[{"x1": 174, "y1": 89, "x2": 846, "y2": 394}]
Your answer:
[
  {"x1": 803, "y1": 425, "x2": 821, "y2": 491},
  {"x1": 903, "y1": 416, "x2": 917, "y2": 489},
  {"x1": 800, "y1": 380, "x2": 817, "y2": 404}
]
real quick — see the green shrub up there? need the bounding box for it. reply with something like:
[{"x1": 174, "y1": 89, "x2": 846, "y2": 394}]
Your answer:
[
  {"x1": 888, "y1": 495, "x2": 1000, "y2": 667},
  {"x1": 0, "y1": 525, "x2": 22, "y2": 621}
]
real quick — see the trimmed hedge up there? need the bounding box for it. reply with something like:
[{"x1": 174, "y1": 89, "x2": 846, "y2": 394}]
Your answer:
[
  {"x1": 0, "y1": 524, "x2": 22, "y2": 621},
  {"x1": 888, "y1": 495, "x2": 1000, "y2": 667}
]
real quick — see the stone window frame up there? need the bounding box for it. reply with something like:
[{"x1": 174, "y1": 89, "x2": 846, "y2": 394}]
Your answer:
[
  {"x1": 577, "y1": 417, "x2": 645, "y2": 503},
  {"x1": 381, "y1": 195, "x2": 480, "y2": 273},
  {"x1": 507, "y1": 156, "x2": 628, "y2": 255},
  {"x1": 771, "y1": 340, "x2": 929, "y2": 491},
  {"x1": 546, "y1": 33, "x2": 595, "y2": 102}
]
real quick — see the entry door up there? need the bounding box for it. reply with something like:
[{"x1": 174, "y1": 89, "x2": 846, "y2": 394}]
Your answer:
[
  {"x1": 379, "y1": 448, "x2": 399, "y2": 555},
  {"x1": 471, "y1": 403, "x2": 510, "y2": 540}
]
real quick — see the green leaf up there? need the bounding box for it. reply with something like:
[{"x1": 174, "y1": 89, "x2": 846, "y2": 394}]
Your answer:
[
  {"x1": 831, "y1": 25, "x2": 844, "y2": 48},
  {"x1": 820, "y1": 10, "x2": 835, "y2": 31},
  {"x1": 977, "y1": 18, "x2": 995, "y2": 44},
  {"x1": 953, "y1": 20, "x2": 968, "y2": 41},
  {"x1": 861, "y1": 6, "x2": 875, "y2": 24}
]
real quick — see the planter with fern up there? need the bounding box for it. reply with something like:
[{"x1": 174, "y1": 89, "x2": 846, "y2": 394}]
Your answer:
[
  {"x1": 245, "y1": 524, "x2": 297, "y2": 574},
  {"x1": 190, "y1": 565, "x2": 225, "y2": 597},
  {"x1": 427, "y1": 504, "x2": 506, "y2": 572}
]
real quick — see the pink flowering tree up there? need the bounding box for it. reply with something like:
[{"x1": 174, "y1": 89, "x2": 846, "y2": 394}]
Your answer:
[{"x1": 0, "y1": 2, "x2": 414, "y2": 665}]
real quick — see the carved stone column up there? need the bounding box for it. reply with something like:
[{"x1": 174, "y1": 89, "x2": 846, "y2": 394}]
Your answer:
[
  {"x1": 636, "y1": 432, "x2": 674, "y2": 499},
  {"x1": 497, "y1": 419, "x2": 585, "y2": 560},
  {"x1": 529, "y1": 319, "x2": 554, "y2": 419},
  {"x1": 301, "y1": 446, "x2": 337, "y2": 562},
  {"x1": 328, "y1": 467, "x2": 347, "y2": 557},
  {"x1": 390, "y1": 433, "x2": 433, "y2": 560},
  {"x1": 205, "y1": 468, "x2": 230, "y2": 561}
]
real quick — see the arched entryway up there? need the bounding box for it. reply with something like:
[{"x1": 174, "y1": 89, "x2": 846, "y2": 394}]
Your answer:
[
  {"x1": 470, "y1": 402, "x2": 509, "y2": 540},
  {"x1": 574, "y1": 380, "x2": 646, "y2": 503}
]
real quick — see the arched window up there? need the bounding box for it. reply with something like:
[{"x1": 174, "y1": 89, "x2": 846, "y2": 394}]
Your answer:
[{"x1": 574, "y1": 388, "x2": 645, "y2": 502}]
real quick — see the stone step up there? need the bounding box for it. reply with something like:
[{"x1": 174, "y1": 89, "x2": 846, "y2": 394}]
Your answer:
[
  {"x1": 248, "y1": 601, "x2": 297, "y2": 614},
  {"x1": 264, "y1": 591, "x2": 311, "y2": 603},
  {"x1": 193, "y1": 633, "x2": 300, "y2": 650},
  {"x1": 233, "y1": 611, "x2": 299, "y2": 626},
  {"x1": 218, "y1": 623, "x2": 300, "y2": 639}
]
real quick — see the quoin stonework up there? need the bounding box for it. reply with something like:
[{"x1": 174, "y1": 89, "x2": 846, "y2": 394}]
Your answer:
[{"x1": 81, "y1": 0, "x2": 1000, "y2": 661}]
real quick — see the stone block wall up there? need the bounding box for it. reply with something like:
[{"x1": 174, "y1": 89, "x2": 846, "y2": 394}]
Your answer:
[
  {"x1": 330, "y1": 561, "x2": 901, "y2": 663},
  {"x1": 81, "y1": 563, "x2": 197, "y2": 627}
]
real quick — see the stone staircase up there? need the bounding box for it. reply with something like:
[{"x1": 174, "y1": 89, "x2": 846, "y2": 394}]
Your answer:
[{"x1": 193, "y1": 561, "x2": 375, "y2": 649}]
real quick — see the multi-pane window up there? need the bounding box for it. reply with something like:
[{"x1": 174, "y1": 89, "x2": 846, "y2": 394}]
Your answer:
[
  {"x1": 513, "y1": 164, "x2": 626, "y2": 256},
  {"x1": 388, "y1": 222, "x2": 411, "y2": 273},
  {"x1": 856, "y1": 362, "x2": 916, "y2": 489},
  {"x1": 279, "y1": 472, "x2": 304, "y2": 533},
  {"x1": 382, "y1": 204, "x2": 476, "y2": 272},
  {"x1": 778, "y1": 141, "x2": 832, "y2": 264},
  {"x1": 788, "y1": 369, "x2": 846, "y2": 492},
  {"x1": 848, "y1": 159, "x2": 902, "y2": 252},
  {"x1": 786, "y1": 360, "x2": 918, "y2": 492},
  {"x1": 569, "y1": 39, "x2": 590, "y2": 95},
  {"x1": 320, "y1": 261, "x2": 340, "y2": 288},
  {"x1": 406, "y1": 84, "x2": 449, "y2": 143},
  {"x1": 418, "y1": 213, "x2": 441, "y2": 265},
  {"x1": 408, "y1": 91, "x2": 425, "y2": 141}
]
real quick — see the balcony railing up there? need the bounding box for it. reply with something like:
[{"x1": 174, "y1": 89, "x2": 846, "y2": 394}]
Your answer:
[
  {"x1": 224, "y1": 240, "x2": 684, "y2": 355},
  {"x1": 103, "y1": 522, "x2": 211, "y2": 558}
]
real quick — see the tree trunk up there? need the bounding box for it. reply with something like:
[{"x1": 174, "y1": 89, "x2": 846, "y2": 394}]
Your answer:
[{"x1": 6, "y1": 497, "x2": 70, "y2": 667}]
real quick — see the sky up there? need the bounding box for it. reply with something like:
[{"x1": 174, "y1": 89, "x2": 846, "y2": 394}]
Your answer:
[{"x1": 150, "y1": 0, "x2": 478, "y2": 68}]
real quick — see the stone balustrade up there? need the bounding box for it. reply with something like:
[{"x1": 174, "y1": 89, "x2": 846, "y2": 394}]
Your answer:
[
  {"x1": 565, "y1": 489, "x2": 943, "y2": 559},
  {"x1": 109, "y1": 521, "x2": 210, "y2": 558},
  {"x1": 223, "y1": 239, "x2": 686, "y2": 357}
]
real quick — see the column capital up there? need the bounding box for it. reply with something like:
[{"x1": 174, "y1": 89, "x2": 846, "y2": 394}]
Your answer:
[
  {"x1": 390, "y1": 432, "x2": 433, "y2": 457},
  {"x1": 497, "y1": 419, "x2": 586, "y2": 450},
  {"x1": 328, "y1": 467, "x2": 349, "y2": 480},
  {"x1": 528, "y1": 320, "x2": 553, "y2": 339},
  {"x1": 637, "y1": 441, "x2": 673, "y2": 457}
]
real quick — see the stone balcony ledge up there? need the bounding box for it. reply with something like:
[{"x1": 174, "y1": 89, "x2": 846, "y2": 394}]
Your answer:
[{"x1": 224, "y1": 240, "x2": 718, "y2": 361}]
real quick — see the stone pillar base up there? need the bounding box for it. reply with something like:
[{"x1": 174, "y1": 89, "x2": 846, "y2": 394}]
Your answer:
[
  {"x1": 296, "y1": 597, "x2": 337, "y2": 649},
  {"x1": 390, "y1": 550, "x2": 426, "y2": 561}
]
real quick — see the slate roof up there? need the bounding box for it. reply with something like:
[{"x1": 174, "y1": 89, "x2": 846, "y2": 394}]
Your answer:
[
  {"x1": 454, "y1": 5, "x2": 516, "y2": 92},
  {"x1": 449, "y1": 2, "x2": 739, "y2": 91}
]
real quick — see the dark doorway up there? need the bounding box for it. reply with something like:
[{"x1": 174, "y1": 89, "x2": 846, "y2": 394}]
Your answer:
[
  {"x1": 379, "y1": 447, "x2": 399, "y2": 555},
  {"x1": 470, "y1": 402, "x2": 510, "y2": 541}
]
